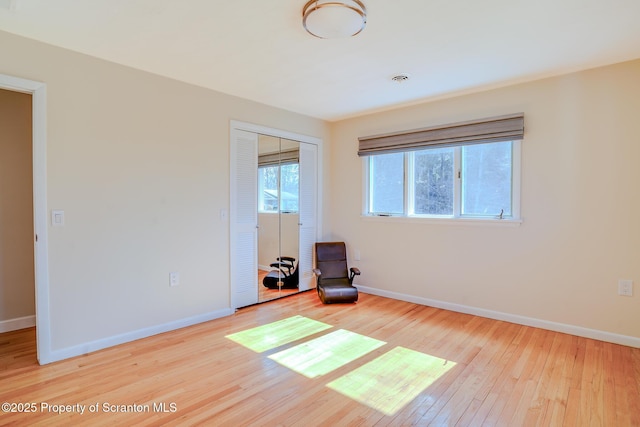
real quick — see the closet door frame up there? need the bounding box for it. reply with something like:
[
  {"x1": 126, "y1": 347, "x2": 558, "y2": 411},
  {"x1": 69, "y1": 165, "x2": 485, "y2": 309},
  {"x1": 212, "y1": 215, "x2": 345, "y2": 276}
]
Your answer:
[
  {"x1": 297, "y1": 142, "x2": 317, "y2": 291},
  {"x1": 229, "y1": 121, "x2": 322, "y2": 309},
  {"x1": 230, "y1": 129, "x2": 259, "y2": 308}
]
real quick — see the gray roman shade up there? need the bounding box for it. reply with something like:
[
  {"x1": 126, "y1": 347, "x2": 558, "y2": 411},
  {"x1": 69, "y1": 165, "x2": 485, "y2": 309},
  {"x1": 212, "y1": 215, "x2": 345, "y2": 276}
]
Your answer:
[
  {"x1": 358, "y1": 113, "x2": 524, "y2": 156},
  {"x1": 258, "y1": 148, "x2": 300, "y2": 166}
]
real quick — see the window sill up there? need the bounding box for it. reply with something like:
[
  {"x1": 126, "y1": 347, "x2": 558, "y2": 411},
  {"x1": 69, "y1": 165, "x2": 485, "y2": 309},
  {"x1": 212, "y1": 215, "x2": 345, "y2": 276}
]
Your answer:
[{"x1": 361, "y1": 215, "x2": 522, "y2": 227}]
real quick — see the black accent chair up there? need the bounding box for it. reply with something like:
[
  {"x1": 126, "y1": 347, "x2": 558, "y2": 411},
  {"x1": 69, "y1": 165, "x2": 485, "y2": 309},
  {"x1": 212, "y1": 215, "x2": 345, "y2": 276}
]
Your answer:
[
  {"x1": 313, "y1": 242, "x2": 360, "y2": 304},
  {"x1": 262, "y1": 256, "x2": 299, "y2": 289}
]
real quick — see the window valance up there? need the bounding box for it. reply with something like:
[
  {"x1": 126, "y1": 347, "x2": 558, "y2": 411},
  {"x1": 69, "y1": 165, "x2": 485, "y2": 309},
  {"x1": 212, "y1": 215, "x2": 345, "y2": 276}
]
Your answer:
[
  {"x1": 258, "y1": 149, "x2": 300, "y2": 166},
  {"x1": 358, "y1": 113, "x2": 524, "y2": 156}
]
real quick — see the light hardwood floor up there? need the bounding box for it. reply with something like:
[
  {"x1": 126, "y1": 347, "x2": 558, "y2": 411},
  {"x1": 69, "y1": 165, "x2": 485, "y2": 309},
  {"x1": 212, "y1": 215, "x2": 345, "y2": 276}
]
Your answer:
[{"x1": 1, "y1": 292, "x2": 639, "y2": 426}]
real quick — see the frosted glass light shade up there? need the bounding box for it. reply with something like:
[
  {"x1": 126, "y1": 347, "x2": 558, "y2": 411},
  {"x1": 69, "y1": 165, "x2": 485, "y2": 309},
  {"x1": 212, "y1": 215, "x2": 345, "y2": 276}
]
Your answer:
[{"x1": 302, "y1": 0, "x2": 367, "y2": 39}]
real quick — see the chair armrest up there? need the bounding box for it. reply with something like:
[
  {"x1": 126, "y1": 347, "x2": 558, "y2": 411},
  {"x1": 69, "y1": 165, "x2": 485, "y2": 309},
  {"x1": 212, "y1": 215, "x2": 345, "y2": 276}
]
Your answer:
[
  {"x1": 348, "y1": 267, "x2": 360, "y2": 285},
  {"x1": 271, "y1": 261, "x2": 291, "y2": 267},
  {"x1": 279, "y1": 256, "x2": 296, "y2": 263},
  {"x1": 271, "y1": 261, "x2": 292, "y2": 269}
]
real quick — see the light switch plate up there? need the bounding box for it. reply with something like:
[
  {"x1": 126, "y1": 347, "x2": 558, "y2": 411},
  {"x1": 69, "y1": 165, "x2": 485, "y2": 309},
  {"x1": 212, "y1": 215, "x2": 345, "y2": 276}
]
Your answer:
[
  {"x1": 618, "y1": 279, "x2": 633, "y2": 296},
  {"x1": 170, "y1": 272, "x2": 180, "y2": 287},
  {"x1": 51, "y1": 210, "x2": 65, "y2": 226}
]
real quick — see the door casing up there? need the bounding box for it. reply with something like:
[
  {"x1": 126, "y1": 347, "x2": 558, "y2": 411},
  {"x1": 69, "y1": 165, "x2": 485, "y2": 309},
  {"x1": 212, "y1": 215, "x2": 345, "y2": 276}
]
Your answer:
[{"x1": 0, "y1": 73, "x2": 51, "y2": 364}]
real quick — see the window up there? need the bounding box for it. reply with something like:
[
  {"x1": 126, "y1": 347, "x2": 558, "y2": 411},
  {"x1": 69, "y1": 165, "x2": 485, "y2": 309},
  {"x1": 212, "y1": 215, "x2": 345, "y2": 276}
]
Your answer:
[
  {"x1": 258, "y1": 163, "x2": 299, "y2": 213},
  {"x1": 366, "y1": 141, "x2": 518, "y2": 219},
  {"x1": 359, "y1": 113, "x2": 524, "y2": 221},
  {"x1": 411, "y1": 147, "x2": 455, "y2": 215},
  {"x1": 369, "y1": 152, "x2": 404, "y2": 215},
  {"x1": 461, "y1": 142, "x2": 513, "y2": 217}
]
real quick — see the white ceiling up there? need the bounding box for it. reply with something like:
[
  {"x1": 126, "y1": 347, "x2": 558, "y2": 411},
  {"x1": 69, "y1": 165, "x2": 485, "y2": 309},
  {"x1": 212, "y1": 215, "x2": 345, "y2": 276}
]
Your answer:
[{"x1": 1, "y1": 0, "x2": 640, "y2": 121}]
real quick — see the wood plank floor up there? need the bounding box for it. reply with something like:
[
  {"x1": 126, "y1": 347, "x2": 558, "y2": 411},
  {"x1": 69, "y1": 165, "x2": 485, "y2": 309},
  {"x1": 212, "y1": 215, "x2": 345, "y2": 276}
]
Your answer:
[{"x1": 1, "y1": 292, "x2": 639, "y2": 426}]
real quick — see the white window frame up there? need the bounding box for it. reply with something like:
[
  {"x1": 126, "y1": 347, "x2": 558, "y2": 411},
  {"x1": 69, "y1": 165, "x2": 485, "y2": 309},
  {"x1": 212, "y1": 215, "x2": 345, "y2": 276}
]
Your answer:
[
  {"x1": 258, "y1": 163, "x2": 300, "y2": 214},
  {"x1": 363, "y1": 140, "x2": 522, "y2": 224}
]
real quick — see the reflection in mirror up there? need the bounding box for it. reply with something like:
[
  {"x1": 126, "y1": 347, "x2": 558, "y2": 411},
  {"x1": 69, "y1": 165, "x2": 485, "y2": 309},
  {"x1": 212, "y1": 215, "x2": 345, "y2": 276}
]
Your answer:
[{"x1": 257, "y1": 135, "x2": 300, "y2": 303}]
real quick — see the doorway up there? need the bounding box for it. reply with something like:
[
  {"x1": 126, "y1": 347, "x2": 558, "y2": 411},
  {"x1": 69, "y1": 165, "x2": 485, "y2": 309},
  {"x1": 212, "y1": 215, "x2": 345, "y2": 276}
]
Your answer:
[
  {"x1": 0, "y1": 74, "x2": 50, "y2": 364},
  {"x1": 230, "y1": 121, "x2": 322, "y2": 309},
  {"x1": 0, "y1": 89, "x2": 34, "y2": 334}
]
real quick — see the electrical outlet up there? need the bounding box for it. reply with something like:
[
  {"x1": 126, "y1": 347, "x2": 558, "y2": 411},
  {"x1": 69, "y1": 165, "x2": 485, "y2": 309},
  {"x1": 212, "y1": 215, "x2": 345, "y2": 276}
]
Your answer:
[
  {"x1": 170, "y1": 272, "x2": 180, "y2": 287},
  {"x1": 618, "y1": 279, "x2": 633, "y2": 296}
]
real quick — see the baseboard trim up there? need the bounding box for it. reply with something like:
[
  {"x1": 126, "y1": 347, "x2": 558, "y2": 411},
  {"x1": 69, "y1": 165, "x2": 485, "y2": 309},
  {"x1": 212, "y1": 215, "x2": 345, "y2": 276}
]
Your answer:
[
  {"x1": 355, "y1": 285, "x2": 640, "y2": 349},
  {"x1": 0, "y1": 315, "x2": 36, "y2": 333},
  {"x1": 40, "y1": 308, "x2": 234, "y2": 365}
]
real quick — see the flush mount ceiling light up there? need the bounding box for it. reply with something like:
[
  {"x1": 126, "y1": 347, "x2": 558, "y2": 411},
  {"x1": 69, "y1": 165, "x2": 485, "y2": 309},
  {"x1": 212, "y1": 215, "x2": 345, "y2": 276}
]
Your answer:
[{"x1": 302, "y1": 0, "x2": 367, "y2": 39}]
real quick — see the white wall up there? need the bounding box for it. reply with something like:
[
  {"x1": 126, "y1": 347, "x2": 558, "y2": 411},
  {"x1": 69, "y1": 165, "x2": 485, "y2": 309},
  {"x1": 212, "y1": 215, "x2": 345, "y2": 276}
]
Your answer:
[
  {"x1": 328, "y1": 59, "x2": 640, "y2": 342},
  {"x1": 0, "y1": 30, "x2": 328, "y2": 356}
]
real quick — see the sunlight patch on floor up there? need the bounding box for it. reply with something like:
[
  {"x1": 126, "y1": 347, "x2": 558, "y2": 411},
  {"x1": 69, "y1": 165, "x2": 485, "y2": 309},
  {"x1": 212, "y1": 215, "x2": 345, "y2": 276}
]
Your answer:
[
  {"x1": 326, "y1": 346, "x2": 456, "y2": 416},
  {"x1": 225, "y1": 315, "x2": 332, "y2": 353},
  {"x1": 268, "y1": 329, "x2": 386, "y2": 378}
]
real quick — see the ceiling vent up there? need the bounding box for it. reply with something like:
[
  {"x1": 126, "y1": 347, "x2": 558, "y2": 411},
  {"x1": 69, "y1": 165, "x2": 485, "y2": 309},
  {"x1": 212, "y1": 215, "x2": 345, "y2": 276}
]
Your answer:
[{"x1": 391, "y1": 74, "x2": 410, "y2": 83}]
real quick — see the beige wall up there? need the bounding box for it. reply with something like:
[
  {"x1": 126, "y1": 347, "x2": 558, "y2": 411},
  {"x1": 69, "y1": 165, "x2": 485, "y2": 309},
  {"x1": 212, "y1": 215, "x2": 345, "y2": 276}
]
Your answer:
[
  {"x1": 0, "y1": 30, "x2": 328, "y2": 352},
  {"x1": 0, "y1": 88, "x2": 35, "y2": 322},
  {"x1": 329, "y1": 59, "x2": 640, "y2": 339}
]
